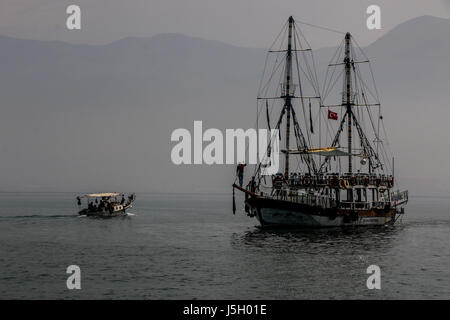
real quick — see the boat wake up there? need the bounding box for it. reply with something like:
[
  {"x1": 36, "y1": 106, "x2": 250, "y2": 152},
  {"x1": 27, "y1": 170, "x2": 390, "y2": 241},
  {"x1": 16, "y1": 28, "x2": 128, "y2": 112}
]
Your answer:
[{"x1": 0, "y1": 214, "x2": 77, "y2": 219}]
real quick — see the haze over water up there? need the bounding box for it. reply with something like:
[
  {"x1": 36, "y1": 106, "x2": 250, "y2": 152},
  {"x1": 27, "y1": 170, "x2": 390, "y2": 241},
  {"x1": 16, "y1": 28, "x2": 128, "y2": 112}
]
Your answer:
[{"x1": 0, "y1": 192, "x2": 448, "y2": 299}]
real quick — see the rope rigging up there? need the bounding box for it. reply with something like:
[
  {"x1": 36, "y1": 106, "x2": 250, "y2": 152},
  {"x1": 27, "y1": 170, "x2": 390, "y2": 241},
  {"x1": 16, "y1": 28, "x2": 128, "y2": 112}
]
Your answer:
[{"x1": 244, "y1": 17, "x2": 398, "y2": 190}]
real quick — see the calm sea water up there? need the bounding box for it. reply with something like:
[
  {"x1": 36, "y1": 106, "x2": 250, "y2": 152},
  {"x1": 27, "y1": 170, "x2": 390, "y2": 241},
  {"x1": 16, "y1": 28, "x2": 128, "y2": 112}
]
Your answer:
[{"x1": 0, "y1": 192, "x2": 449, "y2": 299}]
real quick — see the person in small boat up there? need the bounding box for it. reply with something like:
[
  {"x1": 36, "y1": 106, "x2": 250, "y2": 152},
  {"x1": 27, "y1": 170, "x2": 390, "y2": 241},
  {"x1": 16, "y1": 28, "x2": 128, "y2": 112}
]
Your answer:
[
  {"x1": 120, "y1": 196, "x2": 125, "y2": 205},
  {"x1": 236, "y1": 163, "x2": 247, "y2": 187}
]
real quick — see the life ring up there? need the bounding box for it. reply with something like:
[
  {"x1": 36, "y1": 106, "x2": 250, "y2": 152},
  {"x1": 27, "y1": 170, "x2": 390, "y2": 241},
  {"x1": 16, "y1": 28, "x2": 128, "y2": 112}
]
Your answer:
[
  {"x1": 344, "y1": 179, "x2": 350, "y2": 189},
  {"x1": 329, "y1": 176, "x2": 338, "y2": 188},
  {"x1": 302, "y1": 176, "x2": 312, "y2": 187}
]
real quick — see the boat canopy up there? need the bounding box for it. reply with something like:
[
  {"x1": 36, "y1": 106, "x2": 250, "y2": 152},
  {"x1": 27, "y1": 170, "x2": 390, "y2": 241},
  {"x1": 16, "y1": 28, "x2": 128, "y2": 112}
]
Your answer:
[
  {"x1": 305, "y1": 147, "x2": 351, "y2": 157},
  {"x1": 82, "y1": 192, "x2": 121, "y2": 198}
]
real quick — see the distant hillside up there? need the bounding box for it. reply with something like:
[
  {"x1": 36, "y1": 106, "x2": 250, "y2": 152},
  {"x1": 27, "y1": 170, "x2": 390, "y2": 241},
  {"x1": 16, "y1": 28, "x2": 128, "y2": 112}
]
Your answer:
[{"x1": 0, "y1": 16, "x2": 449, "y2": 195}]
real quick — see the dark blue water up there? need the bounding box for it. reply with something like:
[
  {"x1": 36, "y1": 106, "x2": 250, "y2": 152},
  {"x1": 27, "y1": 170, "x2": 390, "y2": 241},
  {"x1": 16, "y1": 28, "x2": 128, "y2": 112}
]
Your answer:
[{"x1": 0, "y1": 192, "x2": 449, "y2": 299}]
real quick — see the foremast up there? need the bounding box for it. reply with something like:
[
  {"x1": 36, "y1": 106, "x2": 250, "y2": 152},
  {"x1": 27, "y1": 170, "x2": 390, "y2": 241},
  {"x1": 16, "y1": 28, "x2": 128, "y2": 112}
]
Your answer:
[
  {"x1": 253, "y1": 15, "x2": 318, "y2": 183},
  {"x1": 283, "y1": 16, "x2": 294, "y2": 179}
]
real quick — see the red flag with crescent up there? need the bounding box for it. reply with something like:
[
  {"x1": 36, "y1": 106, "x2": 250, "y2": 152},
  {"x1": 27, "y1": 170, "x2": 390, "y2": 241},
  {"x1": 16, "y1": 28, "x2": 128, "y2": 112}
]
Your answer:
[{"x1": 328, "y1": 110, "x2": 338, "y2": 120}]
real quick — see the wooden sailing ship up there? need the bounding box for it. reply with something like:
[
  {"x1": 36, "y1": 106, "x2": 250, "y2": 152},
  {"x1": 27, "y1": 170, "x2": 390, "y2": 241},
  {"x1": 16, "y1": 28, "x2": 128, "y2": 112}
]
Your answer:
[{"x1": 233, "y1": 16, "x2": 408, "y2": 227}]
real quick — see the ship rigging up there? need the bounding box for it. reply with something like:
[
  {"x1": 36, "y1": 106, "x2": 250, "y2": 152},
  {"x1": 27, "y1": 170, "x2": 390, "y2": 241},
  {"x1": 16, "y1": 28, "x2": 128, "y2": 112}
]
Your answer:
[{"x1": 233, "y1": 16, "x2": 408, "y2": 227}]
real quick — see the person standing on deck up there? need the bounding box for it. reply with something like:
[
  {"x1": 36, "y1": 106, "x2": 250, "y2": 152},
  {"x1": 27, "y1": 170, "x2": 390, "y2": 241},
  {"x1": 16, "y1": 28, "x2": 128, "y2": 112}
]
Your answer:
[{"x1": 236, "y1": 163, "x2": 247, "y2": 187}]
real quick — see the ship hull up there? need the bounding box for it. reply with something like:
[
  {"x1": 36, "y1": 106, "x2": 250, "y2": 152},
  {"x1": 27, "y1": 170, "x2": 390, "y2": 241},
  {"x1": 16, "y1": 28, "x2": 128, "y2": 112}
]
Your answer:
[
  {"x1": 78, "y1": 204, "x2": 132, "y2": 217},
  {"x1": 246, "y1": 197, "x2": 396, "y2": 228}
]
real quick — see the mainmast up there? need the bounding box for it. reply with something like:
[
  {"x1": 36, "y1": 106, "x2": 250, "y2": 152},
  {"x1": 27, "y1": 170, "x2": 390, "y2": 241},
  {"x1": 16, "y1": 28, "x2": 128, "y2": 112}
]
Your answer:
[
  {"x1": 344, "y1": 32, "x2": 353, "y2": 174},
  {"x1": 284, "y1": 16, "x2": 294, "y2": 179}
]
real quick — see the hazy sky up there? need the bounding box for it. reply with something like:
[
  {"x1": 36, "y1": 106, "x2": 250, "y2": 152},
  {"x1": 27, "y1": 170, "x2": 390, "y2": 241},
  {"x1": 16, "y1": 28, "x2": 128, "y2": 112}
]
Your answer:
[
  {"x1": 0, "y1": 0, "x2": 449, "y2": 48},
  {"x1": 1, "y1": 1, "x2": 450, "y2": 195}
]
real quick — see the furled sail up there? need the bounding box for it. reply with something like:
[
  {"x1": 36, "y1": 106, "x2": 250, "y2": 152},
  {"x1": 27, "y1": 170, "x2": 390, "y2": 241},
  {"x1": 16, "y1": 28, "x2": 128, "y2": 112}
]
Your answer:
[{"x1": 281, "y1": 147, "x2": 359, "y2": 157}]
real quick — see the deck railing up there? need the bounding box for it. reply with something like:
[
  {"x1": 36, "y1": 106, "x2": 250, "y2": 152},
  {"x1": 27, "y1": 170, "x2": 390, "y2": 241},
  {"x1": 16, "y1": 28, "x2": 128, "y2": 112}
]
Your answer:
[
  {"x1": 264, "y1": 190, "x2": 338, "y2": 209},
  {"x1": 259, "y1": 187, "x2": 392, "y2": 210}
]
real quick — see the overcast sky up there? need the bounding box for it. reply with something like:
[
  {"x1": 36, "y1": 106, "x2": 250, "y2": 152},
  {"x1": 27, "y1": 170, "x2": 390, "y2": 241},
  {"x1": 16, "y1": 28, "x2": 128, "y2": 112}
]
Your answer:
[
  {"x1": 1, "y1": 1, "x2": 450, "y2": 194},
  {"x1": 0, "y1": 0, "x2": 449, "y2": 48}
]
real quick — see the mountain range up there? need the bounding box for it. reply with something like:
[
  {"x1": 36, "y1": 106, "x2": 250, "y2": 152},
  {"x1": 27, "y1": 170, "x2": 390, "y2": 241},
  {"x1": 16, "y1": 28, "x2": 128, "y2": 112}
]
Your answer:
[{"x1": 1, "y1": 15, "x2": 449, "y2": 195}]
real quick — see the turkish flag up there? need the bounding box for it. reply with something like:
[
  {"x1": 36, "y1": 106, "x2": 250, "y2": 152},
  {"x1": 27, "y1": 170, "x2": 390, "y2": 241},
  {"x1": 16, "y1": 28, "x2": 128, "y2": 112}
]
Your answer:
[{"x1": 328, "y1": 110, "x2": 338, "y2": 120}]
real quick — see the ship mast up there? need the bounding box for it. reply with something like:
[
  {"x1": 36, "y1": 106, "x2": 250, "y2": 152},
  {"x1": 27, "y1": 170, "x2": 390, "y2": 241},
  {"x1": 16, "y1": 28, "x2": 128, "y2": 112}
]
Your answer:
[
  {"x1": 344, "y1": 32, "x2": 352, "y2": 174},
  {"x1": 344, "y1": 32, "x2": 354, "y2": 202},
  {"x1": 283, "y1": 16, "x2": 294, "y2": 179}
]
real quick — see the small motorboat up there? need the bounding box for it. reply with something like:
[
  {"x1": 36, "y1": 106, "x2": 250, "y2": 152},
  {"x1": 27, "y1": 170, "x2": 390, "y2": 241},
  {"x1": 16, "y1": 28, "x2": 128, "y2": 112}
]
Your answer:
[{"x1": 76, "y1": 192, "x2": 135, "y2": 217}]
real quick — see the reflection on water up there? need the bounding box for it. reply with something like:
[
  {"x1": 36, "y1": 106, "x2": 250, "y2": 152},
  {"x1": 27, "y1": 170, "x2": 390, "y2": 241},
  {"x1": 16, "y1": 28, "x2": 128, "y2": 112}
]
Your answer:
[
  {"x1": 233, "y1": 224, "x2": 403, "y2": 253},
  {"x1": 0, "y1": 214, "x2": 77, "y2": 219}
]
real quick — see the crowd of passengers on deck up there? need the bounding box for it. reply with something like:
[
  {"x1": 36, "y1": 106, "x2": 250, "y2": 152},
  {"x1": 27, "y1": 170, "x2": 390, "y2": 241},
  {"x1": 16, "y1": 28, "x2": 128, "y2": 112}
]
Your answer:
[{"x1": 272, "y1": 172, "x2": 394, "y2": 189}]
